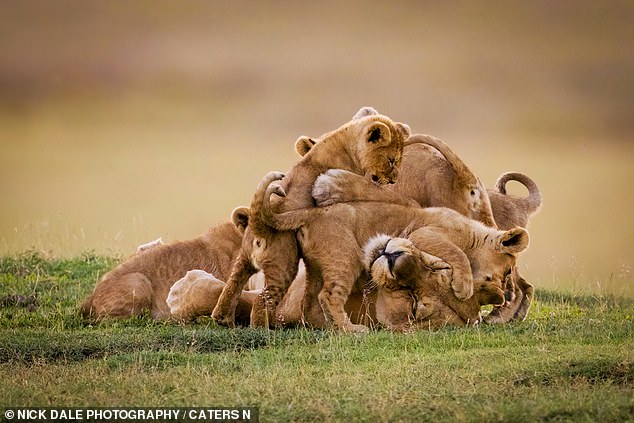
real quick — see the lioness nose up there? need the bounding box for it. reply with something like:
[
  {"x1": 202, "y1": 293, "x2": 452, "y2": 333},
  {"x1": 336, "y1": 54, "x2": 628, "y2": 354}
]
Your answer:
[{"x1": 385, "y1": 251, "x2": 403, "y2": 270}]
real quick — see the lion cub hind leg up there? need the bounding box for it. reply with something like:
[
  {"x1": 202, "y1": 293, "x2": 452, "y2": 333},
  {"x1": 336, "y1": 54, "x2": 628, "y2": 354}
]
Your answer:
[
  {"x1": 317, "y1": 260, "x2": 369, "y2": 333},
  {"x1": 167, "y1": 270, "x2": 225, "y2": 321},
  {"x1": 83, "y1": 273, "x2": 154, "y2": 320}
]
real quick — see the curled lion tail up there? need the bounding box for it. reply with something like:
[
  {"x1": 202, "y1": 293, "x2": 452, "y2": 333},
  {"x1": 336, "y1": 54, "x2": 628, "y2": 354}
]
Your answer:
[
  {"x1": 250, "y1": 171, "x2": 309, "y2": 233},
  {"x1": 495, "y1": 172, "x2": 542, "y2": 216}
]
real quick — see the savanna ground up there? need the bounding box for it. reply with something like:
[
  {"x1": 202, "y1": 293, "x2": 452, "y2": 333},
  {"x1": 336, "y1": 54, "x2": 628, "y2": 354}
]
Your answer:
[
  {"x1": 1, "y1": 1, "x2": 633, "y2": 421},
  {"x1": 1, "y1": 253, "x2": 633, "y2": 421}
]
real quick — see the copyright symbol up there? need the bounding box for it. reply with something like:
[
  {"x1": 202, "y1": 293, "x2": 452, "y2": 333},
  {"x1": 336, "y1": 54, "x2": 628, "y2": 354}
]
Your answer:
[{"x1": 5, "y1": 409, "x2": 15, "y2": 420}]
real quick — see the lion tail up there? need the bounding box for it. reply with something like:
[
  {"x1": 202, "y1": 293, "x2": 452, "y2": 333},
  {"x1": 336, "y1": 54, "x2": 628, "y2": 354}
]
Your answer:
[
  {"x1": 80, "y1": 294, "x2": 95, "y2": 320},
  {"x1": 404, "y1": 134, "x2": 479, "y2": 187},
  {"x1": 250, "y1": 171, "x2": 309, "y2": 233},
  {"x1": 495, "y1": 172, "x2": 543, "y2": 216},
  {"x1": 404, "y1": 134, "x2": 497, "y2": 227}
]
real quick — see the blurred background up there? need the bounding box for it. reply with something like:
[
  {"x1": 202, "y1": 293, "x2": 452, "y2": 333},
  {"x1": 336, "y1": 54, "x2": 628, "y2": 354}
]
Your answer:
[{"x1": 1, "y1": 0, "x2": 632, "y2": 296}]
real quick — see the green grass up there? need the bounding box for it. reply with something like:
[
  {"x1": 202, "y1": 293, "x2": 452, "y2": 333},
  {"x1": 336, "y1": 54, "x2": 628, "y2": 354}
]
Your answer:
[{"x1": 1, "y1": 253, "x2": 633, "y2": 422}]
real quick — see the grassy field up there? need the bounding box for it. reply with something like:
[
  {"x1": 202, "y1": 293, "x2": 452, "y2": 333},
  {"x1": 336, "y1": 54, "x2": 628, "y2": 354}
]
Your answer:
[{"x1": 1, "y1": 253, "x2": 633, "y2": 421}]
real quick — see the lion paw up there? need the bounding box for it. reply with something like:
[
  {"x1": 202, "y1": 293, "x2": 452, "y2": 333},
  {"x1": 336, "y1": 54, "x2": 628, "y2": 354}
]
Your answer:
[
  {"x1": 312, "y1": 169, "x2": 357, "y2": 207},
  {"x1": 452, "y1": 278, "x2": 474, "y2": 301},
  {"x1": 211, "y1": 307, "x2": 236, "y2": 328},
  {"x1": 168, "y1": 270, "x2": 224, "y2": 321}
]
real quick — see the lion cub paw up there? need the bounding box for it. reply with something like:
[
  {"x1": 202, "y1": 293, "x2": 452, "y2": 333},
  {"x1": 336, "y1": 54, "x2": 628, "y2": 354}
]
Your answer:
[
  {"x1": 312, "y1": 169, "x2": 356, "y2": 207},
  {"x1": 167, "y1": 270, "x2": 224, "y2": 321},
  {"x1": 452, "y1": 278, "x2": 474, "y2": 301}
]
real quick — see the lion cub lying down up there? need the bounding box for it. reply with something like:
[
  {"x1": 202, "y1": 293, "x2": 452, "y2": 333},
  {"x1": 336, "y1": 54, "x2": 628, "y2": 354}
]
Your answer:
[
  {"x1": 364, "y1": 235, "x2": 506, "y2": 330},
  {"x1": 80, "y1": 207, "x2": 263, "y2": 320},
  {"x1": 253, "y1": 172, "x2": 529, "y2": 332}
]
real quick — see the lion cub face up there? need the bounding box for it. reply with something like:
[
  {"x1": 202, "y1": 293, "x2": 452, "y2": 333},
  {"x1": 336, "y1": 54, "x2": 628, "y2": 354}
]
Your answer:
[
  {"x1": 468, "y1": 227, "x2": 529, "y2": 293},
  {"x1": 356, "y1": 120, "x2": 404, "y2": 185},
  {"x1": 295, "y1": 108, "x2": 410, "y2": 186}
]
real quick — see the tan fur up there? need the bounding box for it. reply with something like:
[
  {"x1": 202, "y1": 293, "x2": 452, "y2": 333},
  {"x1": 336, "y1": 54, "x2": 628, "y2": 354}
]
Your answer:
[
  {"x1": 211, "y1": 107, "x2": 412, "y2": 328},
  {"x1": 310, "y1": 134, "x2": 542, "y2": 323},
  {"x1": 312, "y1": 134, "x2": 497, "y2": 225},
  {"x1": 308, "y1": 132, "x2": 542, "y2": 229},
  {"x1": 364, "y1": 235, "x2": 505, "y2": 331},
  {"x1": 256, "y1": 172, "x2": 529, "y2": 332},
  {"x1": 167, "y1": 270, "x2": 257, "y2": 324},
  {"x1": 489, "y1": 172, "x2": 542, "y2": 230},
  {"x1": 80, "y1": 207, "x2": 252, "y2": 320},
  {"x1": 164, "y1": 256, "x2": 482, "y2": 333}
]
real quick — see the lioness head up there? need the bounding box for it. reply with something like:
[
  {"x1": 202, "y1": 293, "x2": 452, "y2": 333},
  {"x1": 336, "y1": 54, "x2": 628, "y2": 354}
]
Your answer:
[{"x1": 364, "y1": 234, "x2": 507, "y2": 330}]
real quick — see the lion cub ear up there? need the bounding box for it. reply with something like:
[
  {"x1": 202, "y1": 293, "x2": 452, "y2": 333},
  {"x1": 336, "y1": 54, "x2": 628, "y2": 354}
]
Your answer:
[
  {"x1": 352, "y1": 106, "x2": 379, "y2": 120},
  {"x1": 366, "y1": 121, "x2": 392, "y2": 145},
  {"x1": 396, "y1": 122, "x2": 411, "y2": 139},
  {"x1": 295, "y1": 136, "x2": 317, "y2": 157},
  {"x1": 497, "y1": 227, "x2": 530, "y2": 254},
  {"x1": 231, "y1": 206, "x2": 250, "y2": 234}
]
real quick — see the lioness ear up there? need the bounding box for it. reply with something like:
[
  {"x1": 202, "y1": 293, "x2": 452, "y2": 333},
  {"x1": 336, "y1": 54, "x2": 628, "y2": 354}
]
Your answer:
[
  {"x1": 295, "y1": 136, "x2": 316, "y2": 157},
  {"x1": 366, "y1": 122, "x2": 391, "y2": 145},
  {"x1": 231, "y1": 206, "x2": 250, "y2": 234},
  {"x1": 396, "y1": 122, "x2": 411, "y2": 139},
  {"x1": 352, "y1": 106, "x2": 379, "y2": 120},
  {"x1": 497, "y1": 227, "x2": 529, "y2": 254}
]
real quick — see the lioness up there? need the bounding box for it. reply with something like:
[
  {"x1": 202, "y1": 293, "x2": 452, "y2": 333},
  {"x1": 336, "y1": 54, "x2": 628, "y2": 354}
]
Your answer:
[
  {"x1": 255, "y1": 172, "x2": 529, "y2": 332},
  {"x1": 211, "y1": 107, "x2": 413, "y2": 328},
  {"x1": 81, "y1": 207, "x2": 258, "y2": 320}
]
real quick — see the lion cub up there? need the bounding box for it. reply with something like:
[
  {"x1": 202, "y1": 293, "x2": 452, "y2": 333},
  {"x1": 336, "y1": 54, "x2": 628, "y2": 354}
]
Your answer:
[
  {"x1": 81, "y1": 207, "x2": 255, "y2": 320},
  {"x1": 309, "y1": 130, "x2": 541, "y2": 323}
]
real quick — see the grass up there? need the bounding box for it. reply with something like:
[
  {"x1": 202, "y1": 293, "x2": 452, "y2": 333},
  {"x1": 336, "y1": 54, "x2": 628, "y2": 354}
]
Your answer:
[{"x1": 1, "y1": 253, "x2": 633, "y2": 422}]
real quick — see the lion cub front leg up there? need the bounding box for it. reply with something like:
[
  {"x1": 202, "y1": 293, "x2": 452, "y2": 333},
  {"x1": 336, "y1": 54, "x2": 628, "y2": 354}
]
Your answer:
[
  {"x1": 312, "y1": 169, "x2": 417, "y2": 208},
  {"x1": 250, "y1": 231, "x2": 300, "y2": 328},
  {"x1": 212, "y1": 252, "x2": 258, "y2": 327}
]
